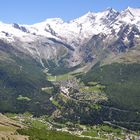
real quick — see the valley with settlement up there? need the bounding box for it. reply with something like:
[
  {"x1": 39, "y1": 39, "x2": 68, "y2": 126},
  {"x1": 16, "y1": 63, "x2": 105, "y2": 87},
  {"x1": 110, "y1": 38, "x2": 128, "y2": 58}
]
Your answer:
[{"x1": 0, "y1": 7, "x2": 140, "y2": 139}]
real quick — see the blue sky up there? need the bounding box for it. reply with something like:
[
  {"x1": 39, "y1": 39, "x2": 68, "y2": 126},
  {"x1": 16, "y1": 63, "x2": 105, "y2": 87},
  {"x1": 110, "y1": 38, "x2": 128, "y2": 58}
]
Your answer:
[{"x1": 0, "y1": 0, "x2": 139, "y2": 24}]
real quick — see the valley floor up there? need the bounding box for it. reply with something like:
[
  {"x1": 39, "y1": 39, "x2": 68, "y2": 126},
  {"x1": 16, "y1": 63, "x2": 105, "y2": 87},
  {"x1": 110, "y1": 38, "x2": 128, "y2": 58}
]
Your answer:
[{"x1": 0, "y1": 113, "x2": 139, "y2": 140}]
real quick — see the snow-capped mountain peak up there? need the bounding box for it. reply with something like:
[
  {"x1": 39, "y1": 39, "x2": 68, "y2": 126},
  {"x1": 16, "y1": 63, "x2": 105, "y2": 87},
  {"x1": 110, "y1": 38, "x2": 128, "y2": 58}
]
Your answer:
[
  {"x1": 44, "y1": 18, "x2": 64, "y2": 24},
  {"x1": 125, "y1": 7, "x2": 140, "y2": 17},
  {"x1": 70, "y1": 11, "x2": 95, "y2": 26},
  {"x1": 76, "y1": 11, "x2": 95, "y2": 19},
  {"x1": 105, "y1": 7, "x2": 117, "y2": 12},
  {"x1": 113, "y1": 7, "x2": 140, "y2": 29}
]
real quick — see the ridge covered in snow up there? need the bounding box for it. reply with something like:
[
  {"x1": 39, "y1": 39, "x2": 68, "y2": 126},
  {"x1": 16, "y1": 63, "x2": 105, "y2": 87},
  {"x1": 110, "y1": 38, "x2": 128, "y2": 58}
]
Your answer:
[
  {"x1": 0, "y1": 7, "x2": 140, "y2": 67},
  {"x1": 0, "y1": 7, "x2": 140, "y2": 45}
]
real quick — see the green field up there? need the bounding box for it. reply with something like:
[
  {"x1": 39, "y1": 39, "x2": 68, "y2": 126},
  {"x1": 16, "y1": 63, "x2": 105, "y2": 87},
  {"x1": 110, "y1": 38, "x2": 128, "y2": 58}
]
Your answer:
[{"x1": 18, "y1": 128, "x2": 97, "y2": 140}]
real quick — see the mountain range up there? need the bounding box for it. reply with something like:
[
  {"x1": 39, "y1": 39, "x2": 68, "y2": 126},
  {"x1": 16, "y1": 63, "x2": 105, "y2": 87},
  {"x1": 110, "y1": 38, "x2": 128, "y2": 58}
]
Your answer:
[{"x1": 0, "y1": 7, "x2": 140, "y2": 68}]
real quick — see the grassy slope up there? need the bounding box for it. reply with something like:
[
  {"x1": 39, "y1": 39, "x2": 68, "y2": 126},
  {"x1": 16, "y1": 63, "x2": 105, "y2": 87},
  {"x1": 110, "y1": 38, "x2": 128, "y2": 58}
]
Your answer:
[
  {"x1": 82, "y1": 63, "x2": 140, "y2": 110},
  {"x1": 0, "y1": 54, "x2": 54, "y2": 116},
  {"x1": 0, "y1": 114, "x2": 28, "y2": 140},
  {"x1": 81, "y1": 63, "x2": 140, "y2": 130}
]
